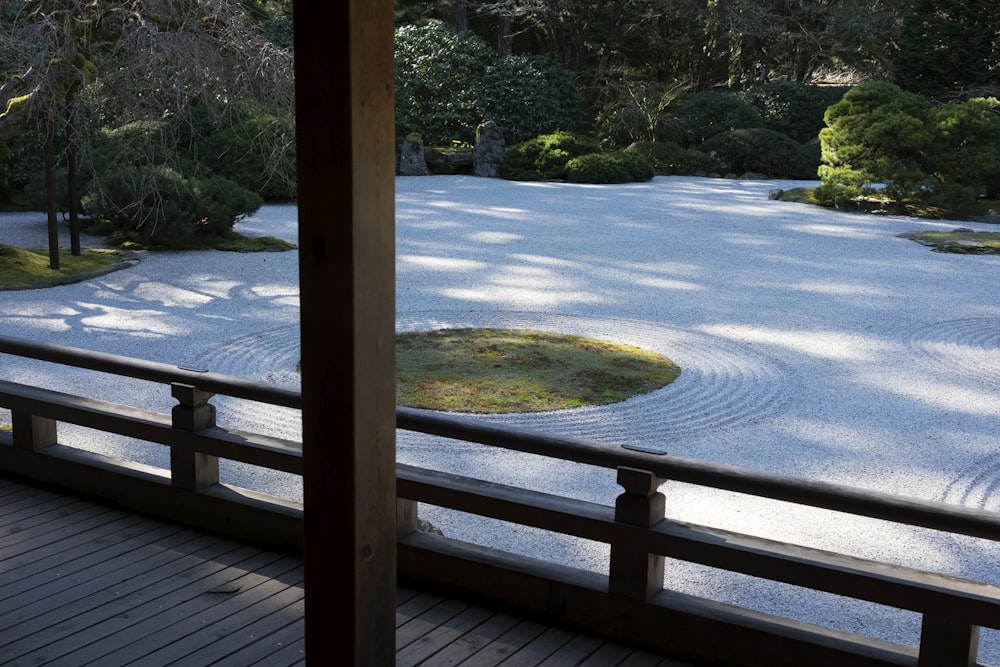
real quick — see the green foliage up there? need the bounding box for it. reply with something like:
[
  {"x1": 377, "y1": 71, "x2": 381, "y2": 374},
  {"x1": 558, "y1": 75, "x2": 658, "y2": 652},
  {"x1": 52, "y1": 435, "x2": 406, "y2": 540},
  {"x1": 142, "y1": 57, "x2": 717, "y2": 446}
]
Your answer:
[
  {"x1": 264, "y1": 15, "x2": 294, "y2": 48},
  {"x1": 565, "y1": 151, "x2": 654, "y2": 184},
  {"x1": 500, "y1": 131, "x2": 601, "y2": 181},
  {"x1": 394, "y1": 21, "x2": 494, "y2": 145},
  {"x1": 893, "y1": 0, "x2": 1000, "y2": 95},
  {"x1": 0, "y1": 125, "x2": 46, "y2": 193},
  {"x1": 792, "y1": 138, "x2": 822, "y2": 180},
  {"x1": 671, "y1": 91, "x2": 764, "y2": 144},
  {"x1": 737, "y1": 82, "x2": 851, "y2": 143},
  {"x1": 81, "y1": 164, "x2": 262, "y2": 247},
  {"x1": 925, "y1": 98, "x2": 1000, "y2": 203},
  {"x1": 817, "y1": 83, "x2": 1000, "y2": 209},
  {"x1": 476, "y1": 54, "x2": 585, "y2": 145},
  {"x1": 701, "y1": 128, "x2": 801, "y2": 177},
  {"x1": 593, "y1": 81, "x2": 688, "y2": 149},
  {"x1": 191, "y1": 103, "x2": 296, "y2": 199},
  {"x1": 624, "y1": 141, "x2": 716, "y2": 176},
  {"x1": 817, "y1": 82, "x2": 933, "y2": 204}
]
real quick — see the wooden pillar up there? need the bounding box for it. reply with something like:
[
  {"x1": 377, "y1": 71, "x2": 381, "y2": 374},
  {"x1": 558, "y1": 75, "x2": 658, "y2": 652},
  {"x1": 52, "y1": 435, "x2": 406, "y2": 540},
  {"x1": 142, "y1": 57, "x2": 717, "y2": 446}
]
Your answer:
[
  {"x1": 169, "y1": 383, "x2": 219, "y2": 491},
  {"x1": 918, "y1": 616, "x2": 979, "y2": 667},
  {"x1": 11, "y1": 411, "x2": 57, "y2": 451},
  {"x1": 609, "y1": 467, "x2": 666, "y2": 600},
  {"x1": 293, "y1": 2, "x2": 396, "y2": 666}
]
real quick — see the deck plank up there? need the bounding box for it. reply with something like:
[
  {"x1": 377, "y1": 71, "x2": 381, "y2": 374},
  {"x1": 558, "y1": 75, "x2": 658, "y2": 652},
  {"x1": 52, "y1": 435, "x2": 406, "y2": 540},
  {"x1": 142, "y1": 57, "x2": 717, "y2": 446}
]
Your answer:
[
  {"x1": 72, "y1": 556, "x2": 304, "y2": 666},
  {"x1": 456, "y1": 618, "x2": 550, "y2": 667},
  {"x1": 0, "y1": 473, "x2": 707, "y2": 667},
  {"x1": 23, "y1": 546, "x2": 285, "y2": 666},
  {"x1": 397, "y1": 604, "x2": 497, "y2": 666},
  {"x1": 398, "y1": 596, "x2": 471, "y2": 650}
]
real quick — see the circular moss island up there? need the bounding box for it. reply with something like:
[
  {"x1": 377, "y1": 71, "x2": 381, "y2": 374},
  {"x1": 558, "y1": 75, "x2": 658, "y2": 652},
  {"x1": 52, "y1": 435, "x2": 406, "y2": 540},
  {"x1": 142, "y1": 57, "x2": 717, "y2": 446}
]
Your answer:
[{"x1": 396, "y1": 328, "x2": 680, "y2": 414}]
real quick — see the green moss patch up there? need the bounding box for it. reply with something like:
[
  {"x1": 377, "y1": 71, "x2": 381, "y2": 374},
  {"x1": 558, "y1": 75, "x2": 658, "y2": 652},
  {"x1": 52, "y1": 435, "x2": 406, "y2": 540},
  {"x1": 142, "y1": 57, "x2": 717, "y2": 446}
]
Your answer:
[
  {"x1": 898, "y1": 230, "x2": 1000, "y2": 254},
  {"x1": 0, "y1": 244, "x2": 125, "y2": 289},
  {"x1": 396, "y1": 328, "x2": 681, "y2": 414}
]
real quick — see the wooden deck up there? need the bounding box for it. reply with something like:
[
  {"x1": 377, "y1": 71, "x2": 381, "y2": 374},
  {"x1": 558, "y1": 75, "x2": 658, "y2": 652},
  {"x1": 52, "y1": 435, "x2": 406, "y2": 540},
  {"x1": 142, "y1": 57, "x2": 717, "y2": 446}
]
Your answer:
[{"x1": 0, "y1": 473, "x2": 702, "y2": 666}]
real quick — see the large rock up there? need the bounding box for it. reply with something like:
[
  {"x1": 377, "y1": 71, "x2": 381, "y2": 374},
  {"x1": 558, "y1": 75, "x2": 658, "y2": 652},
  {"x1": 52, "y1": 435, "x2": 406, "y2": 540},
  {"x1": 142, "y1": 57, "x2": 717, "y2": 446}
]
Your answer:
[
  {"x1": 474, "y1": 121, "x2": 506, "y2": 178},
  {"x1": 398, "y1": 134, "x2": 429, "y2": 176}
]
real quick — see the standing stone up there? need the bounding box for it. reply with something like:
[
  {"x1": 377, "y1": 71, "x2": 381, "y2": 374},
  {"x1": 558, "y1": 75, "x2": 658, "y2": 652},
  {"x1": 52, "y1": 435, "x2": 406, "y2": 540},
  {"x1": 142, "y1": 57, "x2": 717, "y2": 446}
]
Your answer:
[
  {"x1": 398, "y1": 133, "x2": 429, "y2": 176},
  {"x1": 474, "y1": 121, "x2": 506, "y2": 178}
]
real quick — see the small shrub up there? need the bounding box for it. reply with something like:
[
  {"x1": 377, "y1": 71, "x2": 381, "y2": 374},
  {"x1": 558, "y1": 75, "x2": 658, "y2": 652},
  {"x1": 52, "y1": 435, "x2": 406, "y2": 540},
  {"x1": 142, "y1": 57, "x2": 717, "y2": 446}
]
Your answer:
[
  {"x1": 671, "y1": 91, "x2": 764, "y2": 144},
  {"x1": 264, "y1": 15, "x2": 294, "y2": 49},
  {"x1": 476, "y1": 55, "x2": 585, "y2": 145},
  {"x1": 595, "y1": 81, "x2": 689, "y2": 148},
  {"x1": 701, "y1": 128, "x2": 800, "y2": 177},
  {"x1": 624, "y1": 141, "x2": 710, "y2": 175},
  {"x1": 500, "y1": 132, "x2": 601, "y2": 181},
  {"x1": 82, "y1": 165, "x2": 262, "y2": 246},
  {"x1": 566, "y1": 151, "x2": 654, "y2": 184},
  {"x1": 791, "y1": 138, "x2": 822, "y2": 180},
  {"x1": 198, "y1": 106, "x2": 297, "y2": 199},
  {"x1": 737, "y1": 82, "x2": 851, "y2": 143}
]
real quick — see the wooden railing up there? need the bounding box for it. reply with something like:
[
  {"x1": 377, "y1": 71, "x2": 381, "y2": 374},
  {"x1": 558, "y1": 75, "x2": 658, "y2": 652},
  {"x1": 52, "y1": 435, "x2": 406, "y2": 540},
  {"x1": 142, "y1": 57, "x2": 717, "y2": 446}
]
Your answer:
[{"x1": 1, "y1": 334, "x2": 998, "y2": 667}]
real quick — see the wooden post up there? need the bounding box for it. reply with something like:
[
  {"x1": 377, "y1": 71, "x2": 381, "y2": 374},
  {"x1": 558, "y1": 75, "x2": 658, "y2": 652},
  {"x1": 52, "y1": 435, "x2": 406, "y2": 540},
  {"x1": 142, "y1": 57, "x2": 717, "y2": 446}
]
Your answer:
[
  {"x1": 397, "y1": 499, "x2": 419, "y2": 540},
  {"x1": 294, "y1": 1, "x2": 396, "y2": 665},
  {"x1": 11, "y1": 411, "x2": 57, "y2": 451},
  {"x1": 170, "y1": 382, "x2": 219, "y2": 491},
  {"x1": 609, "y1": 466, "x2": 666, "y2": 600},
  {"x1": 918, "y1": 616, "x2": 979, "y2": 667}
]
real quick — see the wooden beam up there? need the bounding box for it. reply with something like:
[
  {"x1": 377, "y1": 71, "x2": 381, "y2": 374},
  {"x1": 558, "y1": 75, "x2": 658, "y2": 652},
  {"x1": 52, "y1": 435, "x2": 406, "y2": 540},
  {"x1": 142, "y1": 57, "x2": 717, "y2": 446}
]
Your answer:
[{"x1": 293, "y1": 2, "x2": 396, "y2": 666}]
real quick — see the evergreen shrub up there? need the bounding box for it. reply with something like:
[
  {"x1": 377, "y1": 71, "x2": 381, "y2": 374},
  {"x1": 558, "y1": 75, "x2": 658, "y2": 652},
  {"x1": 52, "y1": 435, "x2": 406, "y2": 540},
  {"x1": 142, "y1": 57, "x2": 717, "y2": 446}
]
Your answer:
[
  {"x1": 624, "y1": 141, "x2": 714, "y2": 175},
  {"x1": 737, "y1": 82, "x2": 851, "y2": 143},
  {"x1": 701, "y1": 128, "x2": 800, "y2": 177},
  {"x1": 500, "y1": 132, "x2": 601, "y2": 181},
  {"x1": 565, "y1": 151, "x2": 654, "y2": 184},
  {"x1": 477, "y1": 55, "x2": 585, "y2": 145},
  {"x1": 817, "y1": 82, "x2": 933, "y2": 205},
  {"x1": 81, "y1": 164, "x2": 262, "y2": 246},
  {"x1": 394, "y1": 21, "x2": 494, "y2": 145},
  {"x1": 672, "y1": 91, "x2": 764, "y2": 144}
]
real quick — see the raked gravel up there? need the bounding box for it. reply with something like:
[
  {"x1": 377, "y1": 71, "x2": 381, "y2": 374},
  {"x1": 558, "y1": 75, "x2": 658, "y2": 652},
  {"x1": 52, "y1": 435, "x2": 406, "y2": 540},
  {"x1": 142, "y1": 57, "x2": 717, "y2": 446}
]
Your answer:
[{"x1": 3, "y1": 175, "x2": 1000, "y2": 660}]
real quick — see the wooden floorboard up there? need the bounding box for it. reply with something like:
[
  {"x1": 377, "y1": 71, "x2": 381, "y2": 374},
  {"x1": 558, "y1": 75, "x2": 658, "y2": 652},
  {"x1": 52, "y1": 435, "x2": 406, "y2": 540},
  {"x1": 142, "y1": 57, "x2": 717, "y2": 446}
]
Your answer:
[{"x1": 0, "y1": 472, "x2": 710, "y2": 667}]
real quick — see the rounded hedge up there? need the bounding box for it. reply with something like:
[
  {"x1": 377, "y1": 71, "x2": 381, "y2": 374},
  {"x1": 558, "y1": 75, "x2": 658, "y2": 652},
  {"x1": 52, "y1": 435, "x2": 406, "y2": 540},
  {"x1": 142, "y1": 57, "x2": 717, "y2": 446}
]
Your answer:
[
  {"x1": 500, "y1": 131, "x2": 601, "y2": 181},
  {"x1": 672, "y1": 91, "x2": 764, "y2": 144},
  {"x1": 737, "y1": 82, "x2": 851, "y2": 144},
  {"x1": 701, "y1": 128, "x2": 801, "y2": 177},
  {"x1": 566, "y1": 151, "x2": 654, "y2": 184},
  {"x1": 625, "y1": 141, "x2": 718, "y2": 176}
]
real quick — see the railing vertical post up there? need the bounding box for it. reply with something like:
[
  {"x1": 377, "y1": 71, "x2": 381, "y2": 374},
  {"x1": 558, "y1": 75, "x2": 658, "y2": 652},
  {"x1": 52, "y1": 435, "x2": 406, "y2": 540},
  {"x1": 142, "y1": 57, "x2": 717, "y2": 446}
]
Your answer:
[
  {"x1": 11, "y1": 411, "x2": 57, "y2": 451},
  {"x1": 609, "y1": 466, "x2": 666, "y2": 599},
  {"x1": 397, "y1": 499, "x2": 419, "y2": 539},
  {"x1": 170, "y1": 382, "x2": 219, "y2": 491},
  {"x1": 918, "y1": 615, "x2": 979, "y2": 667}
]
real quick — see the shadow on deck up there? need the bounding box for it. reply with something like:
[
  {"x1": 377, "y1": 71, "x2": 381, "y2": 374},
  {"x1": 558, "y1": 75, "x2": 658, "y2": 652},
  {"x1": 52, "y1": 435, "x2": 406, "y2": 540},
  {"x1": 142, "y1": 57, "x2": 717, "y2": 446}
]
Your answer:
[{"x1": 0, "y1": 472, "x2": 702, "y2": 667}]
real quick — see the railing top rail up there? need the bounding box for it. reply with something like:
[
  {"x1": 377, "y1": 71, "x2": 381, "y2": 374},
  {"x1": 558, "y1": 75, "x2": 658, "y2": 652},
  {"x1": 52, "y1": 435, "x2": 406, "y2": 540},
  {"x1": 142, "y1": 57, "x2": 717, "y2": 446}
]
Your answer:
[
  {"x1": 0, "y1": 334, "x2": 302, "y2": 409},
  {"x1": 5, "y1": 334, "x2": 996, "y2": 543},
  {"x1": 397, "y1": 407, "x2": 1000, "y2": 542}
]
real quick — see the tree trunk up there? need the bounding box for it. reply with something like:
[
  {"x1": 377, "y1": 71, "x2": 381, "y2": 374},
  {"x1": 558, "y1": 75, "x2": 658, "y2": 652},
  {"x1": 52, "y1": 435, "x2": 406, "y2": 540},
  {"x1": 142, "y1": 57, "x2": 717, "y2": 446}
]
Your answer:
[
  {"x1": 498, "y1": 14, "x2": 512, "y2": 57},
  {"x1": 66, "y1": 99, "x2": 81, "y2": 256},
  {"x1": 43, "y1": 116, "x2": 59, "y2": 271},
  {"x1": 443, "y1": 0, "x2": 468, "y2": 32}
]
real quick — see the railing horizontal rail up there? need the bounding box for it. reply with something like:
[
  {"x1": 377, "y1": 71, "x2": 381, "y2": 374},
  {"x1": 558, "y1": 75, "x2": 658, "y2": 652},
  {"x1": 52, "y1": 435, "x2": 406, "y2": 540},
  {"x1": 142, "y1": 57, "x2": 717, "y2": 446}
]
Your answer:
[
  {"x1": 0, "y1": 335, "x2": 301, "y2": 409},
  {"x1": 0, "y1": 379, "x2": 302, "y2": 473},
  {"x1": 399, "y1": 463, "x2": 1000, "y2": 629},
  {"x1": 398, "y1": 407, "x2": 1000, "y2": 542}
]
